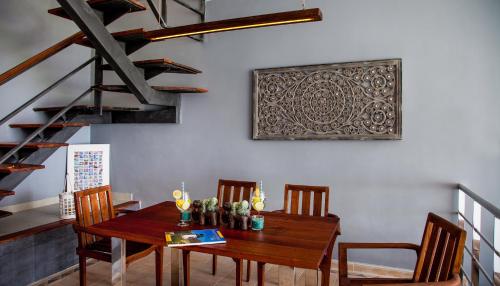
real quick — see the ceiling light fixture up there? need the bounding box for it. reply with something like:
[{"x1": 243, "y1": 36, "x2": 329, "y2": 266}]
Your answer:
[{"x1": 146, "y1": 8, "x2": 322, "y2": 41}]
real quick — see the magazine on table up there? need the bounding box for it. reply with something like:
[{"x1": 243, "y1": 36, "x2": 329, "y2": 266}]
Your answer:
[{"x1": 165, "y1": 229, "x2": 226, "y2": 247}]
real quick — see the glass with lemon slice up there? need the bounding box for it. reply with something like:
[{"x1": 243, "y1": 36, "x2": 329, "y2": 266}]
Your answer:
[
  {"x1": 251, "y1": 183, "x2": 266, "y2": 231},
  {"x1": 173, "y1": 189, "x2": 192, "y2": 226}
]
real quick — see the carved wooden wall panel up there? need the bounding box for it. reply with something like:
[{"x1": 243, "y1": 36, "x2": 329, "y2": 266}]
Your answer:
[{"x1": 253, "y1": 59, "x2": 402, "y2": 140}]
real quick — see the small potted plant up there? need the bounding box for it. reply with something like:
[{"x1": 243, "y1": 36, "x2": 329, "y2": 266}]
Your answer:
[
  {"x1": 221, "y1": 202, "x2": 232, "y2": 226},
  {"x1": 204, "y1": 197, "x2": 219, "y2": 226},
  {"x1": 229, "y1": 202, "x2": 238, "y2": 229},
  {"x1": 236, "y1": 200, "x2": 250, "y2": 230},
  {"x1": 192, "y1": 200, "x2": 202, "y2": 223}
]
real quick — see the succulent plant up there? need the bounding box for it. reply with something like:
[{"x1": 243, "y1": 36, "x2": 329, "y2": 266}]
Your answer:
[
  {"x1": 203, "y1": 197, "x2": 218, "y2": 212},
  {"x1": 231, "y1": 202, "x2": 238, "y2": 215},
  {"x1": 235, "y1": 200, "x2": 250, "y2": 216}
]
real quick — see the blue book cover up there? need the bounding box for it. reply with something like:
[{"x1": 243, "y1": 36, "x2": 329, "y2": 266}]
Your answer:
[{"x1": 165, "y1": 229, "x2": 226, "y2": 247}]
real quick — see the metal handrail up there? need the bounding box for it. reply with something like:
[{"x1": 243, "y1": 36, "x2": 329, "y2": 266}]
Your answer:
[
  {"x1": 458, "y1": 184, "x2": 500, "y2": 218},
  {"x1": 0, "y1": 56, "x2": 97, "y2": 127},
  {"x1": 463, "y1": 245, "x2": 495, "y2": 286},
  {"x1": 0, "y1": 88, "x2": 93, "y2": 165},
  {"x1": 460, "y1": 267, "x2": 472, "y2": 285},
  {"x1": 457, "y1": 212, "x2": 500, "y2": 257}
]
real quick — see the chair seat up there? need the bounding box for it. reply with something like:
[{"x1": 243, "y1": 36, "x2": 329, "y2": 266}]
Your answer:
[{"x1": 79, "y1": 237, "x2": 155, "y2": 264}]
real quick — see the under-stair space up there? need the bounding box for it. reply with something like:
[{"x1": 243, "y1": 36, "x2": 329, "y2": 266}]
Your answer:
[{"x1": 0, "y1": 0, "x2": 208, "y2": 208}]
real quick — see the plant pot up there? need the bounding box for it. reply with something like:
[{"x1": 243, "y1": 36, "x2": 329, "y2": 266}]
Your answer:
[
  {"x1": 209, "y1": 211, "x2": 218, "y2": 226},
  {"x1": 229, "y1": 214, "x2": 236, "y2": 229},
  {"x1": 240, "y1": 215, "x2": 249, "y2": 230},
  {"x1": 199, "y1": 214, "x2": 206, "y2": 225}
]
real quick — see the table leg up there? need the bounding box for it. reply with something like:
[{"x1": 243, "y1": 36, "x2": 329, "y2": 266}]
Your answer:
[
  {"x1": 278, "y1": 266, "x2": 296, "y2": 286},
  {"x1": 170, "y1": 248, "x2": 181, "y2": 286},
  {"x1": 257, "y1": 262, "x2": 266, "y2": 286},
  {"x1": 320, "y1": 263, "x2": 331, "y2": 286},
  {"x1": 233, "y1": 258, "x2": 243, "y2": 286},
  {"x1": 305, "y1": 269, "x2": 319, "y2": 286},
  {"x1": 111, "y1": 237, "x2": 126, "y2": 286},
  {"x1": 155, "y1": 247, "x2": 164, "y2": 286},
  {"x1": 182, "y1": 250, "x2": 190, "y2": 286}
]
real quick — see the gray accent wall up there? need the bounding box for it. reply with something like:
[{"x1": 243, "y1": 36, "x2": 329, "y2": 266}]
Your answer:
[
  {"x1": 92, "y1": 0, "x2": 500, "y2": 268},
  {"x1": 0, "y1": 0, "x2": 91, "y2": 206},
  {"x1": 0, "y1": 0, "x2": 499, "y2": 270}
]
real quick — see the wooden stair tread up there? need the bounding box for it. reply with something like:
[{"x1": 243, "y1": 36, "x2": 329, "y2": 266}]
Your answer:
[
  {"x1": 0, "y1": 142, "x2": 69, "y2": 149},
  {"x1": 76, "y1": 28, "x2": 148, "y2": 48},
  {"x1": 0, "y1": 190, "x2": 15, "y2": 197},
  {"x1": 0, "y1": 210, "x2": 13, "y2": 219},
  {"x1": 0, "y1": 164, "x2": 45, "y2": 174},
  {"x1": 49, "y1": 0, "x2": 146, "y2": 20},
  {"x1": 101, "y1": 58, "x2": 201, "y2": 74},
  {"x1": 10, "y1": 122, "x2": 89, "y2": 129},
  {"x1": 33, "y1": 105, "x2": 141, "y2": 112},
  {"x1": 95, "y1": 85, "x2": 208, "y2": 93}
]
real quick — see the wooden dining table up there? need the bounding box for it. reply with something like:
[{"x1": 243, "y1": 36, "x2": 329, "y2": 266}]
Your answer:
[{"x1": 85, "y1": 201, "x2": 340, "y2": 286}]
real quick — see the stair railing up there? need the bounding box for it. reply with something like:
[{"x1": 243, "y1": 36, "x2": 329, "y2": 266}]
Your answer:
[
  {"x1": 0, "y1": 52, "x2": 97, "y2": 165},
  {"x1": 456, "y1": 184, "x2": 500, "y2": 286},
  {"x1": 0, "y1": 86, "x2": 94, "y2": 165},
  {"x1": 0, "y1": 32, "x2": 84, "y2": 87},
  {"x1": 0, "y1": 56, "x2": 97, "y2": 127}
]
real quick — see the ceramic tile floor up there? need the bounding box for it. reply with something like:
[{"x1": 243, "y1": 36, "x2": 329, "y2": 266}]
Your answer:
[{"x1": 49, "y1": 250, "x2": 341, "y2": 286}]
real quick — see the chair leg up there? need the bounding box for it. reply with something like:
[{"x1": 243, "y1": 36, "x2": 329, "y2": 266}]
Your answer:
[
  {"x1": 79, "y1": 256, "x2": 87, "y2": 286},
  {"x1": 212, "y1": 254, "x2": 217, "y2": 275},
  {"x1": 246, "y1": 260, "x2": 251, "y2": 282},
  {"x1": 233, "y1": 258, "x2": 243, "y2": 286},
  {"x1": 155, "y1": 246, "x2": 164, "y2": 286},
  {"x1": 183, "y1": 250, "x2": 191, "y2": 286}
]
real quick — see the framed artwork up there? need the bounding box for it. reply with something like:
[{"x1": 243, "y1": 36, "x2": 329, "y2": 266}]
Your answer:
[
  {"x1": 66, "y1": 144, "x2": 110, "y2": 192},
  {"x1": 253, "y1": 59, "x2": 402, "y2": 140}
]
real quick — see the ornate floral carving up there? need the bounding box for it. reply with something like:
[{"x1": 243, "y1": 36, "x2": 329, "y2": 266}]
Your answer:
[{"x1": 253, "y1": 59, "x2": 401, "y2": 140}]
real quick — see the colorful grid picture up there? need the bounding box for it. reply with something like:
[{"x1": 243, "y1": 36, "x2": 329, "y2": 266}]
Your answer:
[{"x1": 67, "y1": 145, "x2": 110, "y2": 192}]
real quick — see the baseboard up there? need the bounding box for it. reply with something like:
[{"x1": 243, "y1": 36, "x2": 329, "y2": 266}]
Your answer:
[
  {"x1": 0, "y1": 192, "x2": 134, "y2": 213},
  {"x1": 330, "y1": 259, "x2": 413, "y2": 278},
  {"x1": 0, "y1": 196, "x2": 59, "y2": 213}
]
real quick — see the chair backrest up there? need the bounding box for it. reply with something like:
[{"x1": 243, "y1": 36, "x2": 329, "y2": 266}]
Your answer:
[
  {"x1": 413, "y1": 212, "x2": 467, "y2": 283},
  {"x1": 74, "y1": 185, "x2": 115, "y2": 247},
  {"x1": 283, "y1": 184, "x2": 329, "y2": 216},
  {"x1": 217, "y1": 179, "x2": 257, "y2": 207}
]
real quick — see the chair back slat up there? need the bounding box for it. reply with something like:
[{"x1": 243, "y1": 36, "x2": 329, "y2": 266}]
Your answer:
[
  {"x1": 233, "y1": 186, "x2": 242, "y2": 202},
  {"x1": 90, "y1": 193, "x2": 102, "y2": 224},
  {"x1": 283, "y1": 184, "x2": 330, "y2": 217},
  {"x1": 217, "y1": 179, "x2": 257, "y2": 206},
  {"x1": 301, "y1": 191, "x2": 311, "y2": 215},
  {"x1": 74, "y1": 186, "x2": 115, "y2": 248},
  {"x1": 413, "y1": 213, "x2": 467, "y2": 283},
  {"x1": 98, "y1": 191, "x2": 110, "y2": 221}
]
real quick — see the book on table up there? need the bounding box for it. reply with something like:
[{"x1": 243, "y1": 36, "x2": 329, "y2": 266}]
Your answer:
[{"x1": 165, "y1": 229, "x2": 226, "y2": 247}]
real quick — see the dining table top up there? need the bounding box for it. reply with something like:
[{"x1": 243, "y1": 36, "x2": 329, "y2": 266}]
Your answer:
[{"x1": 86, "y1": 201, "x2": 340, "y2": 269}]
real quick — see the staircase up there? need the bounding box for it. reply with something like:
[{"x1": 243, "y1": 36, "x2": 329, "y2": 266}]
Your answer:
[
  {"x1": 0, "y1": 0, "x2": 322, "y2": 217},
  {"x1": 0, "y1": 0, "x2": 207, "y2": 215}
]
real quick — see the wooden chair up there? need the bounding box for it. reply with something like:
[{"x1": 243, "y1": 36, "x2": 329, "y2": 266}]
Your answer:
[
  {"x1": 214, "y1": 179, "x2": 257, "y2": 282},
  {"x1": 276, "y1": 184, "x2": 335, "y2": 284},
  {"x1": 282, "y1": 184, "x2": 330, "y2": 216},
  {"x1": 338, "y1": 212, "x2": 467, "y2": 286},
  {"x1": 74, "y1": 186, "x2": 164, "y2": 286}
]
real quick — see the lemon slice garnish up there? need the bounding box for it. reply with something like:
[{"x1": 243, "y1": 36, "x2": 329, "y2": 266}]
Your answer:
[
  {"x1": 173, "y1": 190, "x2": 182, "y2": 200},
  {"x1": 253, "y1": 202, "x2": 264, "y2": 211},
  {"x1": 176, "y1": 199, "x2": 185, "y2": 208},
  {"x1": 181, "y1": 201, "x2": 190, "y2": 210}
]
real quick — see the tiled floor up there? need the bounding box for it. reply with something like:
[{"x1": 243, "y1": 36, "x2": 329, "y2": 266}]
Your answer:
[{"x1": 50, "y1": 250, "x2": 340, "y2": 286}]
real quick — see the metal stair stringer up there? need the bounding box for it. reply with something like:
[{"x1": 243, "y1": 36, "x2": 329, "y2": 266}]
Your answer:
[{"x1": 56, "y1": 0, "x2": 181, "y2": 121}]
